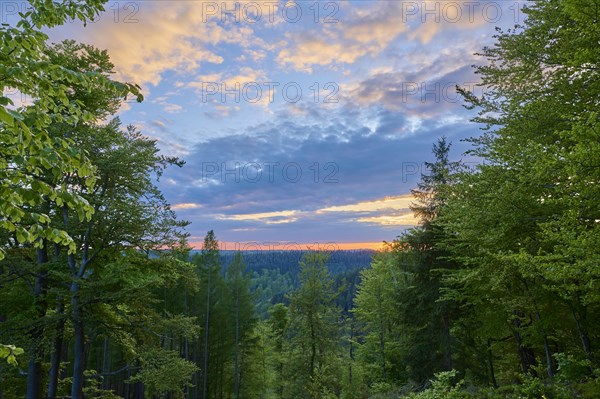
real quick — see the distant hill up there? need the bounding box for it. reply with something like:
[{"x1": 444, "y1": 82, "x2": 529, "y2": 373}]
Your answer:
[
  {"x1": 188, "y1": 249, "x2": 376, "y2": 275},
  {"x1": 185, "y1": 249, "x2": 376, "y2": 318}
]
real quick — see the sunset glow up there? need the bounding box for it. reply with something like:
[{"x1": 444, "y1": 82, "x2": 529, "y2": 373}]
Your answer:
[{"x1": 31, "y1": 0, "x2": 520, "y2": 244}]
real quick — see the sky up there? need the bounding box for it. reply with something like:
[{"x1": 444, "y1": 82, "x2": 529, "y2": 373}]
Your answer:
[{"x1": 6, "y1": 0, "x2": 526, "y2": 249}]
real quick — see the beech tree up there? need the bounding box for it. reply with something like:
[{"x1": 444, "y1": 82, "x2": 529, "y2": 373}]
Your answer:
[
  {"x1": 440, "y1": 0, "x2": 600, "y2": 387},
  {"x1": 1, "y1": 35, "x2": 190, "y2": 397},
  {"x1": 0, "y1": 0, "x2": 141, "y2": 260}
]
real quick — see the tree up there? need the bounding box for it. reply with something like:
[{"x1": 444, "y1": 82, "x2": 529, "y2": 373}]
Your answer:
[
  {"x1": 0, "y1": 0, "x2": 141, "y2": 261},
  {"x1": 268, "y1": 303, "x2": 290, "y2": 398},
  {"x1": 1, "y1": 39, "x2": 185, "y2": 394},
  {"x1": 284, "y1": 252, "x2": 343, "y2": 398},
  {"x1": 3, "y1": 35, "x2": 148, "y2": 398},
  {"x1": 441, "y1": 0, "x2": 600, "y2": 385},
  {"x1": 227, "y1": 251, "x2": 256, "y2": 399},
  {"x1": 128, "y1": 348, "x2": 198, "y2": 399},
  {"x1": 198, "y1": 230, "x2": 220, "y2": 399},
  {"x1": 380, "y1": 138, "x2": 465, "y2": 385},
  {"x1": 354, "y1": 252, "x2": 402, "y2": 385},
  {"x1": 64, "y1": 122, "x2": 186, "y2": 398}
]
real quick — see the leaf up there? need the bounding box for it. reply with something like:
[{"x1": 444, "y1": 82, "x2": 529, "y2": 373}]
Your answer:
[
  {"x1": 0, "y1": 96, "x2": 14, "y2": 106},
  {"x1": 0, "y1": 107, "x2": 15, "y2": 126},
  {"x1": 1, "y1": 344, "x2": 24, "y2": 367}
]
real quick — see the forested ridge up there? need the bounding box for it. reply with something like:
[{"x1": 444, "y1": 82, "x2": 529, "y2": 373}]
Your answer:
[{"x1": 1, "y1": 0, "x2": 600, "y2": 398}]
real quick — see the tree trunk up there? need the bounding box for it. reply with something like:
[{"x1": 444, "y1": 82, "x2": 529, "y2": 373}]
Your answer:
[
  {"x1": 71, "y1": 279, "x2": 86, "y2": 399},
  {"x1": 184, "y1": 288, "x2": 190, "y2": 398},
  {"x1": 192, "y1": 300, "x2": 199, "y2": 399},
  {"x1": 101, "y1": 337, "x2": 110, "y2": 390},
  {"x1": 234, "y1": 286, "x2": 239, "y2": 399},
  {"x1": 512, "y1": 314, "x2": 537, "y2": 376},
  {"x1": 240, "y1": 347, "x2": 245, "y2": 399},
  {"x1": 377, "y1": 294, "x2": 387, "y2": 381},
  {"x1": 162, "y1": 286, "x2": 167, "y2": 349},
  {"x1": 524, "y1": 282, "x2": 553, "y2": 379},
  {"x1": 310, "y1": 316, "x2": 316, "y2": 378},
  {"x1": 125, "y1": 366, "x2": 131, "y2": 399},
  {"x1": 26, "y1": 247, "x2": 48, "y2": 399},
  {"x1": 442, "y1": 312, "x2": 453, "y2": 371},
  {"x1": 349, "y1": 321, "x2": 354, "y2": 385},
  {"x1": 47, "y1": 296, "x2": 66, "y2": 398},
  {"x1": 193, "y1": 340, "x2": 198, "y2": 399},
  {"x1": 487, "y1": 338, "x2": 498, "y2": 388},
  {"x1": 218, "y1": 354, "x2": 223, "y2": 399},
  {"x1": 571, "y1": 304, "x2": 593, "y2": 362},
  {"x1": 203, "y1": 267, "x2": 211, "y2": 399}
]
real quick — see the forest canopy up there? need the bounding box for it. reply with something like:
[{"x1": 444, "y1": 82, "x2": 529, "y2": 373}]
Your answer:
[{"x1": 1, "y1": 0, "x2": 599, "y2": 398}]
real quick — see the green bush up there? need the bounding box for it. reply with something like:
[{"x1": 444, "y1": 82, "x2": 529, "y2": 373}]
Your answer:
[{"x1": 405, "y1": 370, "x2": 471, "y2": 399}]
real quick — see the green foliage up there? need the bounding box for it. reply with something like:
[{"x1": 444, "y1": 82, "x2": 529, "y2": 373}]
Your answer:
[
  {"x1": 0, "y1": 9, "x2": 190, "y2": 396},
  {"x1": 2, "y1": 1, "x2": 600, "y2": 397},
  {"x1": 251, "y1": 268, "x2": 295, "y2": 317},
  {"x1": 128, "y1": 349, "x2": 198, "y2": 399},
  {"x1": 81, "y1": 370, "x2": 122, "y2": 399},
  {"x1": 479, "y1": 376, "x2": 575, "y2": 399},
  {"x1": 353, "y1": 138, "x2": 468, "y2": 388},
  {"x1": 350, "y1": 2, "x2": 600, "y2": 398},
  {"x1": 0, "y1": 1, "x2": 142, "y2": 259},
  {"x1": 434, "y1": 0, "x2": 600, "y2": 393},
  {"x1": 0, "y1": 344, "x2": 24, "y2": 367},
  {"x1": 354, "y1": 251, "x2": 405, "y2": 385},
  {"x1": 405, "y1": 371, "x2": 469, "y2": 399},
  {"x1": 554, "y1": 353, "x2": 594, "y2": 383},
  {"x1": 279, "y1": 252, "x2": 344, "y2": 398}
]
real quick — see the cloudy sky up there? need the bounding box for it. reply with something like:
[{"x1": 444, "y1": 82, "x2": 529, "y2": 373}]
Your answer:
[{"x1": 36, "y1": 0, "x2": 524, "y2": 249}]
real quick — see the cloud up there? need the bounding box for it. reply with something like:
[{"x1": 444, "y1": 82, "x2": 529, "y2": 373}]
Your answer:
[
  {"x1": 318, "y1": 195, "x2": 414, "y2": 214},
  {"x1": 340, "y1": 46, "x2": 483, "y2": 118},
  {"x1": 40, "y1": 0, "x2": 501, "y2": 245},
  {"x1": 164, "y1": 104, "x2": 183, "y2": 114},
  {"x1": 204, "y1": 105, "x2": 241, "y2": 118},
  {"x1": 157, "y1": 107, "x2": 478, "y2": 245},
  {"x1": 189, "y1": 74, "x2": 224, "y2": 89},
  {"x1": 218, "y1": 210, "x2": 301, "y2": 224},
  {"x1": 318, "y1": 195, "x2": 419, "y2": 227},
  {"x1": 275, "y1": 2, "x2": 411, "y2": 71},
  {"x1": 277, "y1": 34, "x2": 368, "y2": 72},
  {"x1": 356, "y1": 213, "x2": 419, "y2": 227},
  {"x1": 150, "y1": 94, "x2": 184, "y2": 114},
  {"x1": 172, "y1": 203, "x2": 202, "y2": 210},
  {"x1": 47, "y1": 2, "x2": 262, "y2": 87},
  {"x1": 150, "y1": 119, "x2": 168, "y2": 132},
  {"x1": 274, "y1": 0, "x2": 510, "y2": 72},
  {"x1": 189, "y1": 68, "x2": 273, "y2": 110},
  {"x1": 195, "y1": 194, "x2": 420, "y2": 229},
  {"x1": 342, "y1": 2, "x2": 410, "y2": 50},
  {"x1": 223, "y1": 67, "x2": 267, "y2": 86},
  {"x1": 136, "y1": 118, "x2": 192, "y2": 158}
]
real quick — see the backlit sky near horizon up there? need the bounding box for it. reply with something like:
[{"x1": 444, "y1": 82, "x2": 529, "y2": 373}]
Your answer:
[{"x1": 6, "y1": 1, "x2": 526, "y2": 249}]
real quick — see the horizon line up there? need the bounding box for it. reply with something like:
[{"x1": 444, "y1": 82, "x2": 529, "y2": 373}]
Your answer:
[{"x1": 187, "y1": 241, "x2": 390, "y2": 251}]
